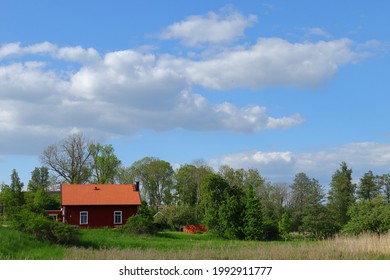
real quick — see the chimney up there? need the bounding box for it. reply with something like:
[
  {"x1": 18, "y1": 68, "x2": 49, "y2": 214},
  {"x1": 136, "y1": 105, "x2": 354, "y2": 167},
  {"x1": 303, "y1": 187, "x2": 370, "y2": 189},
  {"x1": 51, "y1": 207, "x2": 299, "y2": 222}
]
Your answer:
[{"x1": 134, "y1": 181, "x2": 140, "y2": 192}]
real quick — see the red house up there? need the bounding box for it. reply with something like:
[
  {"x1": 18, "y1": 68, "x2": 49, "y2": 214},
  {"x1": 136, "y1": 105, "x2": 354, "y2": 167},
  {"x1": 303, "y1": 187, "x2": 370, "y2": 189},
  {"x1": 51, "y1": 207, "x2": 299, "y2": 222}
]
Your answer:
[{"x1": 61, "y1": 183, "x2": 141, "y2": 228}]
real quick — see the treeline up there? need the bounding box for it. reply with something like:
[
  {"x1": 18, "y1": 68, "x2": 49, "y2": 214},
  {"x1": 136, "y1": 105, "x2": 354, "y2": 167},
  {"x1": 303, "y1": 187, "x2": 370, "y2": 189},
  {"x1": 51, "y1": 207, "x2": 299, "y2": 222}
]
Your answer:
[{"x1": 2, "y1": 133, "x2": 390, "y2": 240}]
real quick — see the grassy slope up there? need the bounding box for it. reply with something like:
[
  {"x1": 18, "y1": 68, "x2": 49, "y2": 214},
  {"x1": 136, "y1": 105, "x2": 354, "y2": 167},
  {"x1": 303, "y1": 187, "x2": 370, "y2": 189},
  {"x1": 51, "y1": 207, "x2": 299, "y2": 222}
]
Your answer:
[{"x1": 0, "y1": 226, "x2": 64, "y2": 260}]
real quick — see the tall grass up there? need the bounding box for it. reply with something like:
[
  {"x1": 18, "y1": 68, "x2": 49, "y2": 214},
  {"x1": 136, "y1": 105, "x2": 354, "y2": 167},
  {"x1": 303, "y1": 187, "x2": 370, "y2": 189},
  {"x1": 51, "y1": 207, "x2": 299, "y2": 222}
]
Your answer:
[
  {"x1": 0, "y1": 226, "x2": 64, "y2": 259},
  {"x1": 65, "y1": 230, "x2": 390, "y2": 260}
]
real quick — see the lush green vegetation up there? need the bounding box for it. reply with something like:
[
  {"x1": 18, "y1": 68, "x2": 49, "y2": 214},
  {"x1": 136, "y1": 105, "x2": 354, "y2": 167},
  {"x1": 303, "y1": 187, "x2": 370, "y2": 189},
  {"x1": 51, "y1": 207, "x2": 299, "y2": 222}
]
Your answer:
[
  {"x1": 2, "y1": 226, "x2": 390, "y2": 260},
  {"x1": 0, "y1": 226, "x2": 64, "y2": 259}
]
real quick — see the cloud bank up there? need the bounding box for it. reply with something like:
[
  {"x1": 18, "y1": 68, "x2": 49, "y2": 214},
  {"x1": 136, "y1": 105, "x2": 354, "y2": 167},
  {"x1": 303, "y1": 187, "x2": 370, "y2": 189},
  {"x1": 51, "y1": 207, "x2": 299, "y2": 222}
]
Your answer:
[{"x1": 0, "y1": 8, "x2": 371, "y2": 155}]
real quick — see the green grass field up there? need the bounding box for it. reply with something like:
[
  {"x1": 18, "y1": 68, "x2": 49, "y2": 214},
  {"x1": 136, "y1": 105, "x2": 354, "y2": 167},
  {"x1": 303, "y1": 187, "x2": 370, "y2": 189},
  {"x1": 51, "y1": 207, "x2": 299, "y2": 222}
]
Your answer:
[{"x1": 2, "y1": 226, "x2": 390, "y2": 260}]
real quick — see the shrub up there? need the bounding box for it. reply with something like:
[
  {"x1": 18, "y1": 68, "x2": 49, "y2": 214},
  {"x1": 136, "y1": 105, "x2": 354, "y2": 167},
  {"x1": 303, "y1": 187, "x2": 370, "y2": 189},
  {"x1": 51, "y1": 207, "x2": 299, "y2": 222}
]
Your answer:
[
  {"x1": 123, "y1": 214, "x2": 157, "y2": 235},
  {"x1": 11, "y1": 207, "x2": 79, "y2": 244}
]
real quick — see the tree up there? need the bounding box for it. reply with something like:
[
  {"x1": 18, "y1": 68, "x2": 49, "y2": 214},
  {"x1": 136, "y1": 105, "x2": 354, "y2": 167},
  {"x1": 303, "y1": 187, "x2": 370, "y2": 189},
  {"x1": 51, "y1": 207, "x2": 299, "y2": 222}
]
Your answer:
[
  {"x1": 0, "y1": 170, "x2": 25, "y2": 216},
  {"x1": 327, "y1": 162, "x2": 356, "y2": 230},
  {"x1": 115, "y1": 165, "x2": 135, "y2": 184},
  {"x1": 289, "y1": 172, "x2": 326, "y2": 235},
  {"x1": 219, "y1": 184, "x2": 245, "y2": 239},
  {"x1": 89, "y1": 143, "x2": 121, "y2": 184},
  {"x1": 199, "y1": 174, "x2": 230, "y2": 232},
  {"x1": 10, "y1": 169, "x2": 25, "y2": 208},
  {"x1": 131, "y1": 157, "x2": 174, "y2": 209},
  {"x1": 175, "y1": 164, "x2": 199, "y2": 206},
  {"x1": 243, "y1": 185, "x2": 263, "y2": 240},
  {"x1": 343, "y1": 196, "x2": 390, "y2": 236},
  {"x1": 27, "y1": 167, "x2": 50, "y2": 192},
  {"x1": 41, "y1": 133, "x2": 92, "y2": 184},
  {"x1": 278, "y1": 213, "x2": 292, "y2": 240},
  {"x1": 379, "y1": 174, "x2": 390, "y2": 204},
  {"x1": 356, "y1": 171, "x2": 381, "y2": 201}
]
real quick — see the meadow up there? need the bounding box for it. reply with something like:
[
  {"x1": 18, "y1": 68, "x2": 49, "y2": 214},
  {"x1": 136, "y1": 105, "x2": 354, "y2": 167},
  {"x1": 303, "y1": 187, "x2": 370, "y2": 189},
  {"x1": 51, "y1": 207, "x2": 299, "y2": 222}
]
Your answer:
[{"x1": 2, "y1": 225, "x2": 390, "y2": 260}]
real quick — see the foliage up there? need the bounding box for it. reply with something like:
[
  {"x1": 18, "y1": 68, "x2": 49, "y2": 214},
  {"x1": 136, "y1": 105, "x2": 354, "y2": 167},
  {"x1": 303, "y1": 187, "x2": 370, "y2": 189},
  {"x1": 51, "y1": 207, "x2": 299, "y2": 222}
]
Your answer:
[
  {"x1": 357, "y1": 171, "x2": 381, "y2": 201},
  {"x1": 0, "y1": 170, "x2": 25, "y2": 216},
  {"x1": 243, "y1": 185, "x2": 263, "y2": 240},
  {"x1": 219, "y1": 185, "x2": 245, "y2": 239},
  {"x1": 131, "y1": 157, "x2": 174, "y2": 209},
  {"x1": 379, "y1": 174, "x2": 390, "y2": 204},
  {"x1": 199, "y1": 174, "x2": 230, "y2": 232},
  {"x1": 289, "y1": 173, "x2": 326, "y2": 235},
  {"x1": 343, "y1": 196, "x2": 390, "y2": 236},
  {"x1": 278, "y1": 213, "x2": 292, "y2": 240},
  {"x1": 27, "y1": 167, "x2": 50, "y2": 192},
  {"x1": 11, "y1": 207, "x2": 79, "y2": 244},
  {"x1": 89, "y1": 143, "x2": 121, "y2": 184},
  {"x1": 123, "y1": 215, "x2": 157, "y2": 235},
  {"x1": 154, "y1": 204, "x2": 198, "y2": 231},
  {"x1": 122, "y1": 202, "x2": 157, "y2": 234},
  {"x1": 327, "y1": 162, "x2": 356, "y2": 230}
]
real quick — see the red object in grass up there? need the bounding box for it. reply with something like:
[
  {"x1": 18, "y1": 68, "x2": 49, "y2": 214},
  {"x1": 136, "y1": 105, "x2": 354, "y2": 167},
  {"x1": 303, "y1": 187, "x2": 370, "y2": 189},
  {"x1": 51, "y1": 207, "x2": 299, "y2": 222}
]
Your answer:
[{"x1": 183, "y1": 224, "x2": 207, "y2": 234}]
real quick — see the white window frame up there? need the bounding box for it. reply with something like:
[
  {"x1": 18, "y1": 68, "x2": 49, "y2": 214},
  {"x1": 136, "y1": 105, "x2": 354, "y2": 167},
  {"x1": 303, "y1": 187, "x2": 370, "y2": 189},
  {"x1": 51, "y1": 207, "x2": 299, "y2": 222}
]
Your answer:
[
  {"x1": 114, "y1": 211, "x2": 122, "y2": 225},
  {"x1": 80, "y1": 211, "x2": 88, "y2": 225}
]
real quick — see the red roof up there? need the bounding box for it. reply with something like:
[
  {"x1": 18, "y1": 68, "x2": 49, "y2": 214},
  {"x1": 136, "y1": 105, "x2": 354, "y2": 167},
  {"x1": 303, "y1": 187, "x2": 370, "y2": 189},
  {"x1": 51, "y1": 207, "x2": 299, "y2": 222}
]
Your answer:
[{"x1": 61, "y1": 184, "x2": 141, "y2": 206}]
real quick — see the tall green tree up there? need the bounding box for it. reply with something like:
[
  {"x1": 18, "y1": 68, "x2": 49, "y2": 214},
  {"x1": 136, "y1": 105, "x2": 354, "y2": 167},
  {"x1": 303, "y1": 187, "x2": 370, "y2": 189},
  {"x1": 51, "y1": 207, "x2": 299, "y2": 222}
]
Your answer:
[
  {"x1": 357, "y1": 171, "x2": 381, "y2": 201},
  {"x1": 243, "y1": 184, "x2": 263, "y2": 240},
  {"x1": 1, "y1": 170, "x2": 25, "y2": 216},
  {"x1": 289, "y1": 172, "x2": 325, "y2": 235},
  {"x1": 89, "y1": 143, "x2": 121, "y2": 184},
  {"x1": 175, "y1": 164, "x2": 200, "y2": 206},
  {"x1": 27, "y1": 167, "x2": 50, "y2": 192},
  {"x1": 10, "y1": 169, "x2": 25, "y2": 207},
  {"x1": 199, "y1": 174, "x2": 230, "y2": 231},
  {"x1": 219, "y1": 184, "x2": 245, "y2": 239},
  {"x1": 327, "y1": 162, "x2": 356, "y2": 230},
  {"x1": 131, "y1": 157, "x2": 174, "y2": 209}
]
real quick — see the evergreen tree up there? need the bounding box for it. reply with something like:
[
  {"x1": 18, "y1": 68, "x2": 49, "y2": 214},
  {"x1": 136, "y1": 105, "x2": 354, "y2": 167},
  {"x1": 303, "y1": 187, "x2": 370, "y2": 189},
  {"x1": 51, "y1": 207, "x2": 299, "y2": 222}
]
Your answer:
[
  {"x1": 290, "y1": 172, "x2": 326, "y2": 235},
  {"x1": 327, "y1": 162, "x2": 356, "y2": 230},
  {"x1": 357, "y1": 171, "x2": 381, "y2": 201},
  {"x1": 10, "y1": 169, "x2": 25, "y2": 208},
  {"x1": 243, "y1": 185, "x2": 263, "y2": 240}
]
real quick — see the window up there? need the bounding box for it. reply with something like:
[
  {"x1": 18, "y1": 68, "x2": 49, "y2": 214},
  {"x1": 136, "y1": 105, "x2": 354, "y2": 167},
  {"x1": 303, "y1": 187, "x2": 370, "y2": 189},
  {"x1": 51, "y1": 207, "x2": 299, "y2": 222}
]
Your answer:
[
  {"x1": 114, "y1": 211, "x2": 122, "y2": 225},
  {"x1": 80, "y1": 211, "x2": 88, "y2": 225}
]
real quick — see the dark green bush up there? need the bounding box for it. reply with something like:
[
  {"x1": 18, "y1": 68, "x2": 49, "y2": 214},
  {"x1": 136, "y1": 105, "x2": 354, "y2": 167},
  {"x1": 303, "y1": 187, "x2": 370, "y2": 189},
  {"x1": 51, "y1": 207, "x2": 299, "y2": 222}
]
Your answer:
[
  {"x1": 11, "y1": 207, "x2": 79, "y2": 244},
  {"x1": 122, "y1": 214, "x2": 157, "y2": 235}
]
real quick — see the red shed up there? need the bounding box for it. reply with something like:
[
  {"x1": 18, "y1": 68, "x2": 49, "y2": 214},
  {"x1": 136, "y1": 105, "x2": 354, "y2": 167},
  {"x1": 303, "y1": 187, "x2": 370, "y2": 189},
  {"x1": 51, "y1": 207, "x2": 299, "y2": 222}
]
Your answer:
[{"x1": 61, "y1": 183, "x2": 141, "y2": 228}]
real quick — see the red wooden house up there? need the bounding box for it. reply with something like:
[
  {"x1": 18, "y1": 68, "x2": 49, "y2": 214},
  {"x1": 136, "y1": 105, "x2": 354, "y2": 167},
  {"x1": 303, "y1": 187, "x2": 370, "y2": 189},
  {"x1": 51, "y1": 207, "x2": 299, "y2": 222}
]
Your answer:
[{"x1": 61, "y1": 183, "x2": 141, "y2": 228}]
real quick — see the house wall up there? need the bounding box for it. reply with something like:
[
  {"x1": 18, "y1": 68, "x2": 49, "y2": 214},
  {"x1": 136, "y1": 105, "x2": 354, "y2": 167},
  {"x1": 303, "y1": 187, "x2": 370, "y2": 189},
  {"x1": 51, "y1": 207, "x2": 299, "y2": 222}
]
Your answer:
[{"x1": 63, "y1": 205, "x2": 138, "y2": 228}]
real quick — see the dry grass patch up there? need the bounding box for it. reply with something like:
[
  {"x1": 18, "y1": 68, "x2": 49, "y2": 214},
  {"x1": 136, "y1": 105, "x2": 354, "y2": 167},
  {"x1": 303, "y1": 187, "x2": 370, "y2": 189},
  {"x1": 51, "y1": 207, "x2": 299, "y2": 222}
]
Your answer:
[{"x1": 64, "y1": 233, "x2": 390, "y2": 260}]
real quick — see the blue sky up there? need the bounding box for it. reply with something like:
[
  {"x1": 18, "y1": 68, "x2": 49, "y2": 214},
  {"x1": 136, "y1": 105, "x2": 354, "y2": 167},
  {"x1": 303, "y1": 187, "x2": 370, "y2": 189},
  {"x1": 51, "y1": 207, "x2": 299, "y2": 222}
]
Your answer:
[{"x1": 1, "y1": 0, "x2": 390, "y2": 188}]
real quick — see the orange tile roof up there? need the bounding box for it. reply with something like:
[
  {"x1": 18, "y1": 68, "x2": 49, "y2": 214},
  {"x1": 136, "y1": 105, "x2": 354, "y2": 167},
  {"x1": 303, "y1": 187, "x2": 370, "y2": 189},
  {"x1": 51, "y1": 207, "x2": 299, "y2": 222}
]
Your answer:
[{"x1": 61, "y1": 184, "x2": 141, "y2": 206}]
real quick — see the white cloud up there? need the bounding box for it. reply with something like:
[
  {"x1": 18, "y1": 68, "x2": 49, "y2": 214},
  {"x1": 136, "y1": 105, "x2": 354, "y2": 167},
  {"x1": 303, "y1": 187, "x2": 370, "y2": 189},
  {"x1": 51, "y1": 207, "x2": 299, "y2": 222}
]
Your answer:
[
  {"x1": 305, "y1": 28, "x2": 332, "y2": 39},
  {"x1": 161, "y1": 8, "x2": 257, "y2": 46},
  {"x1": 212, "y1": 142, "x2": 390, "y2": 185},
  {"x1": 179, "y1": 38, "x2": 358, "y2": 90},
  {"x1": 0, "y1": 42, "x2": 306, "y2": 155}
]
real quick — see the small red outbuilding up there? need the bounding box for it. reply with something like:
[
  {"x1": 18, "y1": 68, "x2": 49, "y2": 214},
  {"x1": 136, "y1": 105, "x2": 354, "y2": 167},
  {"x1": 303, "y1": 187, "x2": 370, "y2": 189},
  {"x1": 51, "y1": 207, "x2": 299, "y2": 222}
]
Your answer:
[{"x1": 61, "y1": 183, "x2": 141, "y2": 228}]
